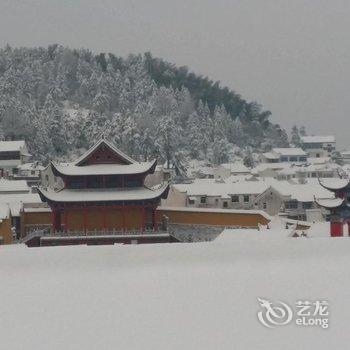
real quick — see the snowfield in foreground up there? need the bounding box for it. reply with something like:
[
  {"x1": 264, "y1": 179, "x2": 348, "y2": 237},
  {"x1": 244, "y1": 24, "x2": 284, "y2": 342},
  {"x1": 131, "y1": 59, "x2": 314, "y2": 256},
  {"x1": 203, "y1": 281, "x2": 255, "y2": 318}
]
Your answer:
[{"x1": 1, "y1": 232, "x2": 349, "y2": 349}]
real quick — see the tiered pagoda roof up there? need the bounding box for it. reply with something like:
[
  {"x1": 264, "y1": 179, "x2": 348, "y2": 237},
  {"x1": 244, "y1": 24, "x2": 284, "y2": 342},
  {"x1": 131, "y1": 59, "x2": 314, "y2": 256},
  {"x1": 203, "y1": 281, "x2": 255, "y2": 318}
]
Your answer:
[
  {"x1": 38, "y1": 138, "x2": 169, "y2": 205},
  {"x1": 317, "y1": 177, "x2": 350, "y2": 210},
  {"x1": 38, "y1": 184, "x2": 169, "y2": 204}
]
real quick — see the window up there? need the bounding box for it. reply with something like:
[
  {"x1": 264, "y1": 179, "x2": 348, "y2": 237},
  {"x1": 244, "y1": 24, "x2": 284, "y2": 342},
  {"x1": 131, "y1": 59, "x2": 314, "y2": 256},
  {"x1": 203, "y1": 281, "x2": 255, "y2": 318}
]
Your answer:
[
  {"x1": 299, "y1": 156, "x2": 307, "y2": 162},
  {"x1": 285, "y1": 200, "x2": 298, "y2": 209},
  {"x1": 105, "y1": 176, "x2": 122, "y2": 188},
  {"x1": 125, "y1": 179, "x2": 142, "y2": 187},
  {"x1": 316, "y1": 153, "x2": 320, "y2": 158},
  {"x1": 69, "y1": 177, "x2": 85, "y2": 189},
  {"x1": 12, "y1": 168, "x2": 18, "y2": 174},
  {"x1": 243, "y1": 195, "x2": 249, "y2": 203},
  {"x1": 231, "y1": 195, "x2": 239, "y2": 202},
  {"x1": 188, "y1": 199, "x2": 195, "y2": 205},
  {"x1": 200, "y1": 196, "x2": 206, "y2": 204},
  {"x1": 302, "y1": 202, "x2": 312, "y2": 209},
  {"x1": 45, "y1": 174, "x2": 49, "y2": 182},
  {"x1": 289, "y1": 156, "x2": 297, "y2": 162},
  {"x1": 87, "y1": 176, "x2": 101, "y2": 188},
  {"x1": 263, "y1": 202, "x2": 267, "y2": 209},
  {"x1": 223, "y1": 201, "x2": 228, "y2": 208},
  {"x1": 281, "y1": 156, "x2": 288, "y2": 162},
  {"x1": 31, "y1": 170, "x2": 35, "y2": 176}
]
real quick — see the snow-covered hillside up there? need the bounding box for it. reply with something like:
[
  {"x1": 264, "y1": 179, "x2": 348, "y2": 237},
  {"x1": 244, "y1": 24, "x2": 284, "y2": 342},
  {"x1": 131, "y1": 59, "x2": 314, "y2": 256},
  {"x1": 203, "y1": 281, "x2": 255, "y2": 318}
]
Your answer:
[{"x1": 1, "y1": 231, "x2": 349, "y2": 349}]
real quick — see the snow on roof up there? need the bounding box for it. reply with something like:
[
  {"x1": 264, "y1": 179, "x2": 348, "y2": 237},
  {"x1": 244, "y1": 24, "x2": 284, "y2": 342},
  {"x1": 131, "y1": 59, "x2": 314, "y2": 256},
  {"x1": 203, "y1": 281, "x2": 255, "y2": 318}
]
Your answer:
[
  {"x1": 252, "y1": 162, "x2": 295, "y2": 174},
  {"x1": 301, "y1": 135, "x2": 336, "y2": 143},
  {"x1": 39, "y1": 183, "x2": 169, "y2": 203},
  {"x1": 74, "y1": 138, "x2": 135, "y2": 166},
  {"x1": 224, "y1": 174, "x2": 256, "y2": 182},
  {"x1": 173, "y1": 179, "x2": 269, "y2": 196},
  {"x1": 315, "y1": 198, "x2": 344, "y2": 208},
  {"x1": 23, "y1": 207, "x2": 52, "y2": 213},
  {"x1": 220, "y1": 162, "x2": 250, "y2": 173},
  {"x1": 0, "y1": 140, "x2": 26, "y2": 153},
  {"x1": 0, "y1": 193, "x2": 42, "y2": 216},
  {"x1": 52, "y1": 160, "x2": 156, "y2": 176},
  {"x1": 272, "y1": 147, "x2": 307, "y2": 156},
  {"x1": 262, "y1": 152, "x2": 280, "y2": 160},
  {"x1": 158, "y1": 206, "x2": 271, "y2": 220},
  {"x1": 307, "y1": 157, "x2": 331, "y2": 164},
  {"x1": 0, "y1": 179, "x2": 30, "y2": 193},
  {"x1": 261, "y1": 178, "x2": 334, "y2": 202},
  {"x1": 341, "y1": 150, "x2": 350, "y2": 157},
  {"x1": 0, "y1": 204, "x2": 10, "y2": 221},
  {"x1": 18, "y1": 162, "x2": 45, "y2": 171},
  {"x1": 319, "y1": 178, "x2": 350, "y2": 190},
  {"x1": 193, "y1": 166, "x2": 215, "y2": 176}
]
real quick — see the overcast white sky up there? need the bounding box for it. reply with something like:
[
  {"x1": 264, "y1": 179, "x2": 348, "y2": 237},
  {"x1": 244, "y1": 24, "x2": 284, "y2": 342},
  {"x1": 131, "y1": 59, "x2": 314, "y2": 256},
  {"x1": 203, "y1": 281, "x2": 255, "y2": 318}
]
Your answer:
[{"x1": 0, "y1": 0, "x2": 349, "y2": 148}]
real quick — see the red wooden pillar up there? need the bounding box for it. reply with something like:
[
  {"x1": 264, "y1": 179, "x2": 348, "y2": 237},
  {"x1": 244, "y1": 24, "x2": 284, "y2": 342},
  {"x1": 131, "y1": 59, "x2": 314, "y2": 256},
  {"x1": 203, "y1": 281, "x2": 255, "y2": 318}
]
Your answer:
[
  {"x1": 330, "y1": 221, "x2": 343, "y2": 237},
  {"x1": 152, "y1": 207, "x2": 157, "y2": 231},
  {"x1": 51, "y1": 207, "x2": 56, "y2": 233},
  {"x1": 83, "y1": 206, "x2": 88, "y2": 233},
  {"x1": 122, "y1": 203, "x2": 126, "y2": 232},
  {"x1": 63, "y1": 206, "x2": 68, "y2": 232},
  {"x1": 102, "y1": 205, "x2": 107, "y2": 231},
  {"x1": 52, "y1": 207, "x2": 62, "y2": 233},
  {"x1": 141, "y1": 204, "x2": 145, "y2": 232}
]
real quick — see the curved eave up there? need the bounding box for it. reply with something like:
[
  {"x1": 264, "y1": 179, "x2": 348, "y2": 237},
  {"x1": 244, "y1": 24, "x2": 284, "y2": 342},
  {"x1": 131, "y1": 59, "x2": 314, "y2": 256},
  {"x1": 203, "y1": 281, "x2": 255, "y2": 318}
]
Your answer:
[
  {"x1": 315, "y1": 197, "x2": 345, "y2": 209},
  {"x1": 37, "y1": 182, "x2": 169, "y2": 205},
  {"x1": 318, "y1": 178, "x2": 350, "y2": 192},
  {"x1": 50, "y1": 159, "x2": 157, "y2": 178}
]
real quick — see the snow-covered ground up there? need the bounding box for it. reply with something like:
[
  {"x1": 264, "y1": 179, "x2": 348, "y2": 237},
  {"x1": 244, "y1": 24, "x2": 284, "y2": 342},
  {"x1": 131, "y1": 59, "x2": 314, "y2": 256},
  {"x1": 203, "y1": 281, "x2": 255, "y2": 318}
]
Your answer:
[{"x1": 1, "y1": 227, "x2": 349, "y2": 349}]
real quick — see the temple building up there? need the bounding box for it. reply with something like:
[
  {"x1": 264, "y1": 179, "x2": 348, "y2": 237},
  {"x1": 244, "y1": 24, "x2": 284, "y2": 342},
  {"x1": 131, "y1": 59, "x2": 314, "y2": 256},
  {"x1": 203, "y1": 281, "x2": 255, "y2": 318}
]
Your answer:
[
  {"x1": 317, "y1": 178, "x2": 350, "y2": 236},
  {"x1": 38, "y1": 139, "x2": 170, "y2": 234}
]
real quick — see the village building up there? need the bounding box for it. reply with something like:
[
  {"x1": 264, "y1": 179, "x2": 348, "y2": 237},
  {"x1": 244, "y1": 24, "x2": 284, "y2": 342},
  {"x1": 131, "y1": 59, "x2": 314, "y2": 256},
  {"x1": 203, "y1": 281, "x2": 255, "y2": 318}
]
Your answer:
[
  {"x1": 261, "y1": 148, "x2": 307, "y2": 164},
  {"x1": 340, "y1": 150, "x2": 350, "y2": 164},
  {"x1": 0, "y1": 178, "x2": 41, "y2": 241},
  {"x1": 254, "y1": 179, "x2": 333, "y2": 221},
  {"x1": 162, "y1": 178, "x2": 269, "y2": 210},
  {"x1": 301, "y1": 135, "x2": 336, "y2": 158},
  {"x1": 215, "y1": 162, "x2": 250, "y2": 179},
  {"x1": 11, "y1": 162, "x2": 45, "y2": 187},
  {"x1": 0, "y1": 141, "x2": 31, "y2": 177},
  {"x1": 251, "y1": 162, "x2": 298, "y2": 178},
  {"x1": 275, "y1": 162, "x2": 340, "y2": 181},
  {"x1": 37, "y1": 139, "x2": 170, "y2": 235}
]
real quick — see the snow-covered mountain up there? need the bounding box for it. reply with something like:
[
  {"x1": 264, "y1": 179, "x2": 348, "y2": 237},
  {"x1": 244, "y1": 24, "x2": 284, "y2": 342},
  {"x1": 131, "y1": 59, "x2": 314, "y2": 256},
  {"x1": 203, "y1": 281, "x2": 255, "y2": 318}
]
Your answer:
[{"x1": 0, "y1": 45, "x2": 289, "y2": 164}]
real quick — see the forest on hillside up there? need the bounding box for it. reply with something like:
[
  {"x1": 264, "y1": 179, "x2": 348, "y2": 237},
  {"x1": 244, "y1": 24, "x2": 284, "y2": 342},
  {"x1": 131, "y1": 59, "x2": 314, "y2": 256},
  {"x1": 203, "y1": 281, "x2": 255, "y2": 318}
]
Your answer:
[{"x1": 0, "y1": 44, "x2": 289, "y2": 166}]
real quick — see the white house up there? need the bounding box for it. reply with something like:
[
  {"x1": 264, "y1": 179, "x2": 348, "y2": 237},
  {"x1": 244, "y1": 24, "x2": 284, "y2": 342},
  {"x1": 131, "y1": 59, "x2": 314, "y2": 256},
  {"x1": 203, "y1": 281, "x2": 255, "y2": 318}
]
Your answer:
[
  {"x1": 162, "y1": 178, "x2": 269, "y2": 210},
  {"x1": 301, "y1": 135, "x2": 336, "y2": 158},
  {"x1": 262, "y1": 148, "x2": 307, "y2": 164},
  {"x1": 17, "y1": 162, "x2": 44, "y2": 178},
  {"x1": 0, "y1": 141, "x2": 31, "y2": 177},
  {"x1": 254, "y1": 179, "x2": 333, "y2": 221}
]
